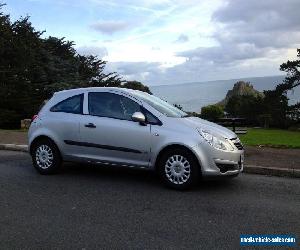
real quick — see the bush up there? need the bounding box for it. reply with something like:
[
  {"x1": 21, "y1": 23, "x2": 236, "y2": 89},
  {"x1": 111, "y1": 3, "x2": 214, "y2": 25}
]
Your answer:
[
  {"x1": 122, "y1": 81, "x2": 152, "y2": 94},
  {"x1": 288, "y1": 123, "x2": 300, "y2": 131},
  {"x1": 225, "y1": 95, "x2": 264, "y2": 125},
  {"x1": 0, "y1": 109, "x2": 22, "y2": 129},
  {"x1": 200, "y1": 104, "x2": 224, "y2": 121}
]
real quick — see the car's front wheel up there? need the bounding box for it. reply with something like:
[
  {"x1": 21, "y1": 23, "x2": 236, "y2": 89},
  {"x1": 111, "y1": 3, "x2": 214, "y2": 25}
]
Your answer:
[
  {"x1": 158, "y1": 148, "x2": 200, "y2": 190},
  {"x1": 31, "y1": 138, "x2": 61, "y2": 174}
]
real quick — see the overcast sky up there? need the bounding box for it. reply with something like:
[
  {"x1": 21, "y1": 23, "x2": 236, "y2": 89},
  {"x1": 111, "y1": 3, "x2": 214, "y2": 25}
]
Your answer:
[{"x1": 6, "y1": 0, "x2": 300, "y2": 85}]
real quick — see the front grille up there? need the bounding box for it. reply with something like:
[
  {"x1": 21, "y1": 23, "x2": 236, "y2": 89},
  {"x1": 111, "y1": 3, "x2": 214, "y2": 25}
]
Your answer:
[
  {"x1": 234, "y1": 142, "x2": 244, "y2": 150},
  {"x1": 230, "y1": 138, "x2": 244, "y2": 150},
  {"x1": 216, "y1": 163, "x2": 238, "y2": 173}
]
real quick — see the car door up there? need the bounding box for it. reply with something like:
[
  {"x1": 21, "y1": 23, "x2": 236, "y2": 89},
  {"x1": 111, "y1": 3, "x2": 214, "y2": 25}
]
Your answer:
[
  {"x1": 78, "y1": 91, "x2": 152, "y2": 167},
  {"x1": 47, "y1": 93, "x2": 84, "y2": 158}
]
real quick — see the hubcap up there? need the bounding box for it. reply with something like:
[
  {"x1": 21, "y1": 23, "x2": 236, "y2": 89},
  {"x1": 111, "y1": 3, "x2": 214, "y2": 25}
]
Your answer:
[
  {"x1": 165, "y1": 155, "x2": 191, "y2": 185},
  {"x1": 35, "y1": 145, "x2": 54, "y2": 169}
]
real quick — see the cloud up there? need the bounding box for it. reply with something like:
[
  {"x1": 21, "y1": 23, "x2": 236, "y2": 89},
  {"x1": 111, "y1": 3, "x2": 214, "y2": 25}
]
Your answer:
[
  {"x1": 87, "y1": 0, "x2": 171, "y2": 14},
  {"x1": 76, "y1": 46, "x2": 108, "y2": 58},
  {"x1": 174, "y1": 34, "x2": 189, "y2": 43},
  {"x1": 211, "y1": 0, "x2": 300, "y2": 49},
  {"x1": 90, "y1": 20, "x2": 130, "y2": 35},
  {"x1": 177, "y1": 43, "x2": 265, "y2": 64},
  {"x1": 105, "y1": 61, "x2": 165, "y2": 82},
  {"x1": 190, "y1": 0, "x2": 300, "y2": 67},
  {"x1": 107, "y1": 61, "x2": 161, "y2": 76},
  {"x1": 151, "y1": 46, "x2": 160, "y2": 50},
  {"x1": 93, "y1": 0, "x2": 300, "y2": 85},
  {"x1": 149, "y1": 0, "x2": 300, "y2": 84},
  {"x1": 212, "y1": 0, "x2": 300, "y2": 32}
]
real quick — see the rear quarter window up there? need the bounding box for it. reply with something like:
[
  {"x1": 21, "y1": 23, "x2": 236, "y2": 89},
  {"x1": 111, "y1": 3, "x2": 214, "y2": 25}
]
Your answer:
[{"x1": 50, "y1": 94, "x2": 83, "y2": 114}]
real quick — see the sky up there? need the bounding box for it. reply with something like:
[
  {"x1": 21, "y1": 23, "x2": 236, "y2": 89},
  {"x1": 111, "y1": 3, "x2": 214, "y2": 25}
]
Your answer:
[{"x1": 5, "y1": 0, "x2": 300, "y2": 85}]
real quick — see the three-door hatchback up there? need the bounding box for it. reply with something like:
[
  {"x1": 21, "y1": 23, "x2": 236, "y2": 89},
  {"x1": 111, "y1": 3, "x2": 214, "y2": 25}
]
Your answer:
[{"x1": 29, "y1": 87, "x2": 244, "y2": 189}]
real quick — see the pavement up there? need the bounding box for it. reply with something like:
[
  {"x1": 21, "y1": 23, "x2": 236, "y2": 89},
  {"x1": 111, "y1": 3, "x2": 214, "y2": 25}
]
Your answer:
[
  {"x1": 0, "y1": 150, "x2": 299, "y2": 249},
  {"x1": 0, "y1": 143, "x2": 28, "y2": 152},
  {"x1": 245, "y1": 146, "x2": 300, "y2": 170},
  {"x1": 0, "y1": 129, "x2": 28, "y2": 145}
]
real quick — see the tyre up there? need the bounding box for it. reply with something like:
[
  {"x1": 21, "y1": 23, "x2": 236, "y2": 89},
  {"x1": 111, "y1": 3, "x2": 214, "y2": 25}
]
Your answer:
[
  {"x1": 158, "y1": 148, "x2": 200, "y2": 190},
  {"x1": 31, "y1": 138, "x2": 62, "y2": 174}
]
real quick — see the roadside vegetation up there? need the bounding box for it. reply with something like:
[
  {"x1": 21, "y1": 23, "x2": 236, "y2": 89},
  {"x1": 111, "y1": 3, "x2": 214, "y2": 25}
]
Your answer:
[{"x1": 239, "y1": 128, "x2": 300, "y2": 148}]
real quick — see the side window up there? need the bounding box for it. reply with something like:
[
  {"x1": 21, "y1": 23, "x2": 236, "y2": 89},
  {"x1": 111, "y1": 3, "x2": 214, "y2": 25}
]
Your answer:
[
  {"x1": 50, "y1": 94, "x2": 83, "y2": 114},
  {"x1": 120, "y1": 96, "x2": 141, "y2": 120},
  {"x1": 88, "y1": 92, "x2": 141, "y2": 121}
]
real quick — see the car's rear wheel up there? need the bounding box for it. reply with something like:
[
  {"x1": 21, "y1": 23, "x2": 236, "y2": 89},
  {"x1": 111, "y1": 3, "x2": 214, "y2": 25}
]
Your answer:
[
  {"x1": 158, "y1": 148, "x2": 200, "y2": 190},
  {"x1": 31, "y1": 138, "x2": 61, "y2": 174}
]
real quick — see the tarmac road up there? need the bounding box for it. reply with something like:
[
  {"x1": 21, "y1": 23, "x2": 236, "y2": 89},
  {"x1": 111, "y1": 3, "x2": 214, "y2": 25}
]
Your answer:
[{"x1": 0, "y1": 150, "x2": 299, "y2": 249}]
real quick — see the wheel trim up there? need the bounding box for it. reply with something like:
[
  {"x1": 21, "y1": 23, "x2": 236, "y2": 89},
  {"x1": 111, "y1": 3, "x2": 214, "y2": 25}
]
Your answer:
[
  {"x1": 35, "y1": 145, "x2": 54, "y2": 169},
  {"x1": 165, "y1": 155, "x2": 191, "y2": 185}
]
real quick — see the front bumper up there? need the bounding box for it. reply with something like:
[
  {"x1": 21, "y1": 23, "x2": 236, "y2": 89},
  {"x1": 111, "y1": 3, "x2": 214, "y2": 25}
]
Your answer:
[{"x1": 192, "y1": 142, "x2": 244, "y2": 177}]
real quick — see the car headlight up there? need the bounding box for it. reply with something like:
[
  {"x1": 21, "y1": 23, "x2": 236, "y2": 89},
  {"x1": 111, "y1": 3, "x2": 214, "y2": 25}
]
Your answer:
[{"x1": 197, "y1": 129, "x2": 234, "y2": 151}]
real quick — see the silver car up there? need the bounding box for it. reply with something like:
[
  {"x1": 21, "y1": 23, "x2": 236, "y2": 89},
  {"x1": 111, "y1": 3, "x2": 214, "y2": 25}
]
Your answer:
[{"x1": 28, "y1": 87, "x2": 244, "y2": 190}]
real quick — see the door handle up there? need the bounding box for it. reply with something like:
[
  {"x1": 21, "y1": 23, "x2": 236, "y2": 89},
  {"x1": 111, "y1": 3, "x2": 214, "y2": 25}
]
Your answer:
[{"x1": 85, "y1": 123, "x2": 96, "y2": 128}]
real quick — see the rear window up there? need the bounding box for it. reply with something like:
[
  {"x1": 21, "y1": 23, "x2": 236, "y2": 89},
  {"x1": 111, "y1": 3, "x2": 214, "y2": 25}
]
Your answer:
[{"x1": 50, "y1": 94, "x2": 83, "y2": 114}]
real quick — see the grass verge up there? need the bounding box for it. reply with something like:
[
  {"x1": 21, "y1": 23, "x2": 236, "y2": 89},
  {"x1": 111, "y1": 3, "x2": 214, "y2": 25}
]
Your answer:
[{"x1": 239, "y1": 128, "x2": 300, "y2": 148}]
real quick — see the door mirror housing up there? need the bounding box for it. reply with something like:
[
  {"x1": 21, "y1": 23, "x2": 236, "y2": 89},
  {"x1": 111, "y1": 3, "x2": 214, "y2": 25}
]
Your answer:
[{"x1": 132, "y1": 112, "x2": 146, "y2": 124}]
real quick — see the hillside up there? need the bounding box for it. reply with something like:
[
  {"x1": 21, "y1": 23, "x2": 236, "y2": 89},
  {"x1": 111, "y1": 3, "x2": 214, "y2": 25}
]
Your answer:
[{"x1": 218, "y1": 81, "x2": 264, "y2": 106}]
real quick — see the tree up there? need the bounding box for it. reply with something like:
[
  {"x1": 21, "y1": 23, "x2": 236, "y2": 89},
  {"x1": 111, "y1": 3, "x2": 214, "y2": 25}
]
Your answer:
[
  {"x1": 0, "y1": 13, "x2": 46, "y2": 128},
  {"x1": 201, "y1": 104, "x2": 224, "y2": 121},
  {"x1": 279, "y1": 49, "x2": 300, "y2": 91},
  {"x1": 225, "y1": 95, "x2": 264, "y2": 124},
  {"x1": 262, "y1": 89, "x2": 289, "y2": 128},
  {"x1": 122, "y1": 81, "x2": 152, "y2": 94},
  {"x1": 262, "y1": 48, "x2": 300, "y2": 127},
  {"x1": 0, "y1": 6, "x2": 151, "y2": 128}
]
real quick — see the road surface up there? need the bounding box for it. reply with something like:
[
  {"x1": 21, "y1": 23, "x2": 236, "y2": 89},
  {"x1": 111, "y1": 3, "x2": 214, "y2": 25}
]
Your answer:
[{"x1": 0, "y1": 150, "x2": 299, "y2": 249}]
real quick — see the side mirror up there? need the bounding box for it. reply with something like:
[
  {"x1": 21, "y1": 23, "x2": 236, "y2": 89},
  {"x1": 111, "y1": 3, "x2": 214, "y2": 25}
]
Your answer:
[{"x1": 132, "y1": 112, "x2": 146, "y2": 124}]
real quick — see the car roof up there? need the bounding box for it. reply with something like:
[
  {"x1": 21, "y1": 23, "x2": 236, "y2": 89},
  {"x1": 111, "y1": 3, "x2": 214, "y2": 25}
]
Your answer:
[
  {"x1": 54, "y1": 87, "x2": 150, "y2": 96},
  {"x1": 52, "y1": 87, "x2": 149, "y2": 105}
]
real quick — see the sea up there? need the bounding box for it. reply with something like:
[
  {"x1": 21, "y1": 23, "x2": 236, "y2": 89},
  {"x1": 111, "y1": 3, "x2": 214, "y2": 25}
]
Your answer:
[{"x1": 150, "y1": 75, "x2": 300, "y2": 112}]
